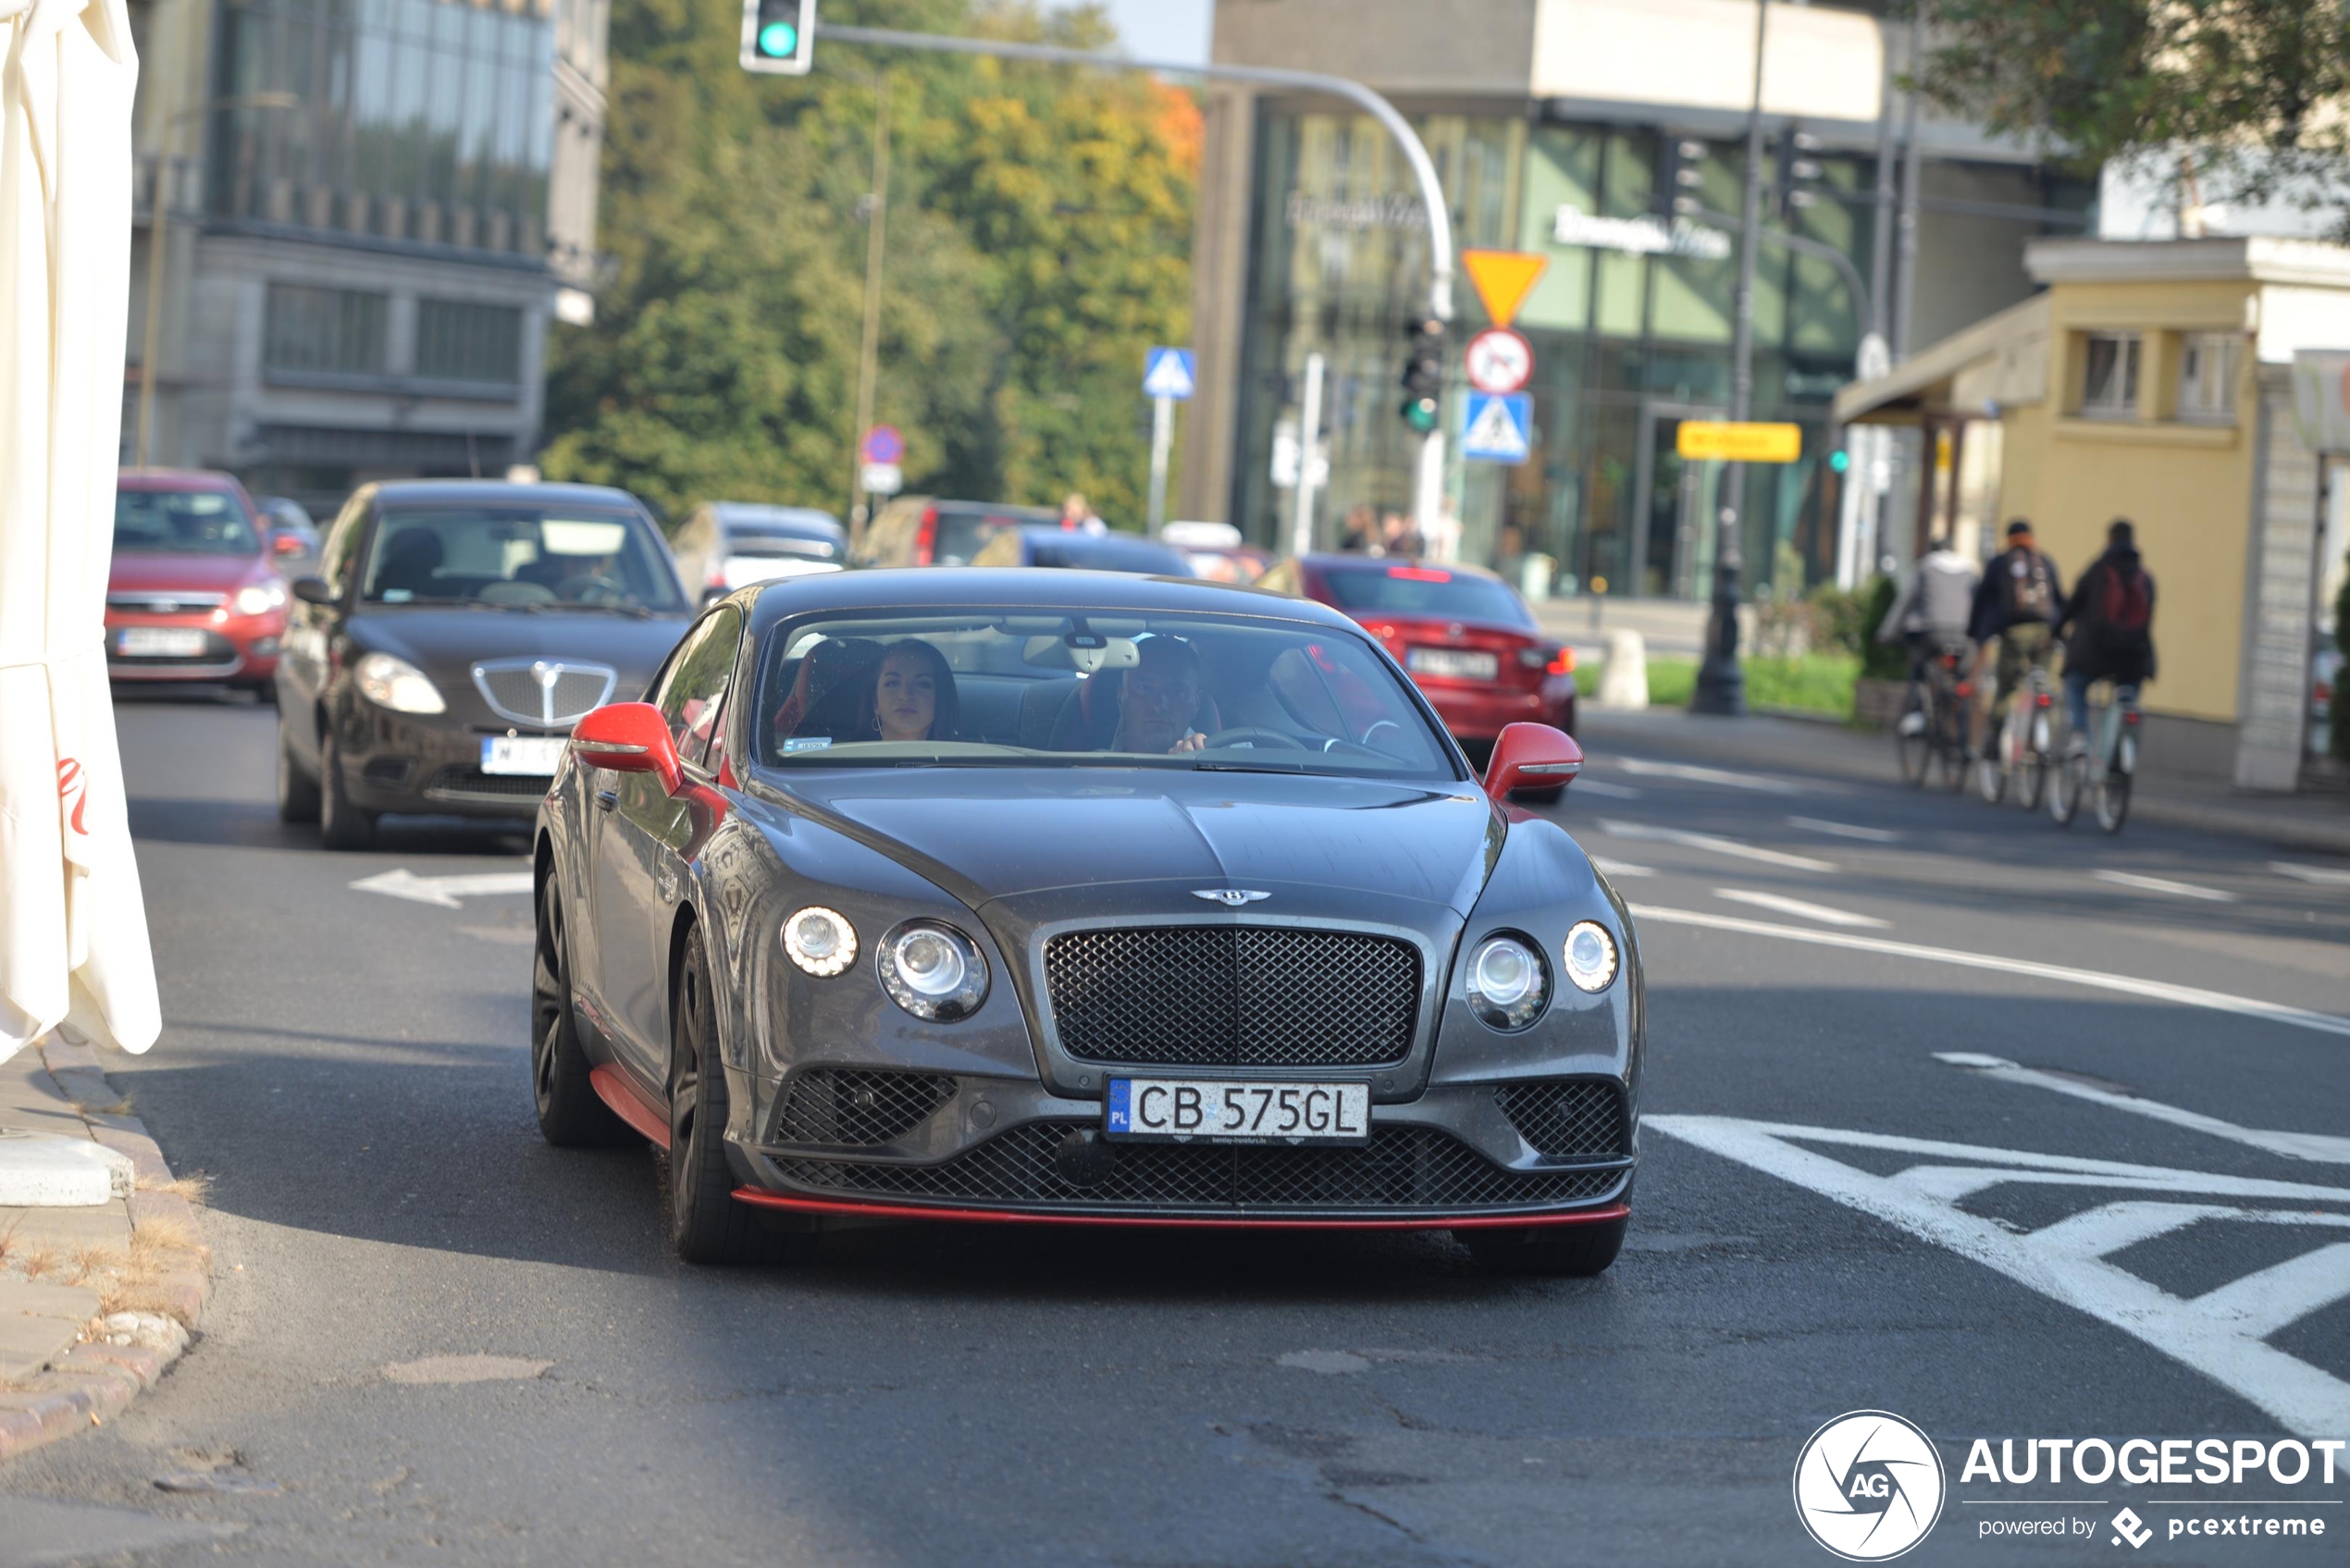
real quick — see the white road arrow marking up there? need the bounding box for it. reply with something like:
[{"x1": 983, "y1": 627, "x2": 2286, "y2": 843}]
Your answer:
[
  {"x1": 2091, "y1": 868, "x2": 2238, "y2": 903},
  {"x1": 1936, "y1": 1053, "x2": 2350, "y2": 1164},
  {"x1": 1785, "y1": 814, "x2": 1899, "y2": 844},
  {"x1": 2272, "y1": 860, "x2": 2350, "y2": 888},
  {"x1": 1600, "y1": 821, "x2": 1836, "y2": 872},
  {"x1": 351, "y1": 869, "x2": 535, "y2": 909},
  {"x1": 1628, "y1": 905, "x2": 2350, "y2": 1040},
  {"x1": 1567, "y1": 778, "x2": 1643, "y2": 799},
  {"x1": 1647, "y1": 1114, "x2": 2350, "y2": 1437},
  {"x1": 1713, "y1": 887, "x2": 1886, "y2": 929}
]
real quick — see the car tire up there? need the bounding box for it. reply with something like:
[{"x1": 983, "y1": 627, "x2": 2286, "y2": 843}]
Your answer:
[
  {"x1": 532, "y1": 873, "x2": 632, "y2": 1148},
  {"x1": 668, "y1": 926, "x2": 819, "y2": 1266},
  {"x1": 317, "y1": 729, "x2": 376, "y2": 850},
  {"x1": 276, "y1": 712, "x2": 321, "y2": 824},
  {"x1": 1460, "y1": 1214, "x2": 1626, "y2": 1277}
]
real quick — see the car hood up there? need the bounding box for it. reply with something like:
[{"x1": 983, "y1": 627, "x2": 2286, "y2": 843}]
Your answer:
[
  {"x1": 352, "y1": 607, "x2": 692, "y2": 693},
  {"x1": 765, "y1": 767, "x2": 1504, "y2": 916},
  {"x1": 108, "y1": 551, "x2": 272, "y2": 593}
]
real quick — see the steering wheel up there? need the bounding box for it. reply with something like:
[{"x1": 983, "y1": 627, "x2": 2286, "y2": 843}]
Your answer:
[
  {"x1": 556, "y1": 574, "x2": 627, "y2": 606},
  {"x1": 1200, "y1": 726, "x2": 1306, "y2": 751},
  {"x1": 1359, "y1": 719, "x2": 1404, "y2": 750}
]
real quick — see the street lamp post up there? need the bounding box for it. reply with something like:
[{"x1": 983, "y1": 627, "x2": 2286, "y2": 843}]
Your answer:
[
  {"x1": 135, "y1": 92, "x2": 299, "y2": 468},
  {"x1": 838, "y1": 68, "x2": 893, "y2": 528}
]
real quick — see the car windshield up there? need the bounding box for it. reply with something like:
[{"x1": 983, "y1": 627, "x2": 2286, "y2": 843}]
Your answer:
[
  {"x1": 114, "y1": 489, "x2": 260, "y2": 555},
  {"x1": 360, "y1": 504, "x2": 686, "y2": 611},
  {"x1": 1321, "y1": 564, "x2": 1531, "y2": 626},
  {"x1": 758, "y1": 608, "x2": 1460, "y2": 779}
]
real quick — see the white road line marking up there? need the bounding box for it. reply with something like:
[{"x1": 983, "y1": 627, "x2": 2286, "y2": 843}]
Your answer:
[
  {"x1": 1934, "y1": 1054, "x2": 2350, "y2": 1164},
  {"x1": 1589, "y1": 858, "x2": 1654, "y2": 879},
  {"x1": 1567, "y1": 778, "x2": 1643, "y2": 799},
  {"x1": 1599, "y1": 820, "x2": 1837, "y2": 872},
  {"x1": 2272, "y1": 860, "x2": 2350, "y2": 888},
  {"x1": 2020, "y1": 1201, "x2": 2239, "y2": 1259},
  {"x1": 1646, "y1": 1114, "x2": 2350, "y2": 1437},
  {"x1": 2193, "y1": 1241, "x2": 2350, "y2": 1339},
  {"x1": 1627, "y1": 906, "x2": 2350, "y2": 1040},
  {"x1": 1614, "y1": 758, "x2": 1808, "y2": 795},
  {"x1": 1713, "y1": 887, "x2": 1887, "y2": 929},
  {"x1": 1785, "y1": 815, "x2": 1899, "y2": 844},
  {"x1": 2090, "y1": 869, "x2": 2238, "y2": 903},
  {"x1": 351, "y1": 869, "x2": 535, "y2": 909}
]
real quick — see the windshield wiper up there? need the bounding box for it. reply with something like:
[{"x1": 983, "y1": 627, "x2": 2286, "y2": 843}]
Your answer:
[{"x1": 1188, "y1": 759, "x2": 1315, "y2": 774}]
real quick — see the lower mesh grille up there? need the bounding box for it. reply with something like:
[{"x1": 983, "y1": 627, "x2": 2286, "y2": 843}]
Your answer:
[
  {"x1": 1496, "y1": 1080, "x2": 1626, "y2": 1160},
  {"x1": 778, "y1": 1069, "x2": 956, "y2": 1146},
  {"x1": 424, "y1": 767, "x2": 552, "y2": 800},
  {"x1": 773, "y1": 1121, "x2": 1622, "y2": 1213}
]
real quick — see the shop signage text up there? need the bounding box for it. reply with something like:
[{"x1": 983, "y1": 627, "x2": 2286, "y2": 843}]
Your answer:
[
  {"x1": 1677, "y1": 420, "x2": 1801, "y2": 463},
  {"x1": 1284, "y1": 192, "x2": 1429, "y2": 231},
  {"x1": 1552, "y1": 205, "x2": 1732, "y2": 262}
]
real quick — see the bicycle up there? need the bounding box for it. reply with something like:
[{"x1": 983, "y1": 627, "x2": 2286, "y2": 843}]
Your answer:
[
  {"x1": 2049, "y1": 679, "x2": 2139, "y2": 833},
  {"x1": 1977, "y1": 659, "x2": 2058, "y2": 809},
  {"x1": 1895, "y1": 641, "x2": 1972, "y2": 792}
]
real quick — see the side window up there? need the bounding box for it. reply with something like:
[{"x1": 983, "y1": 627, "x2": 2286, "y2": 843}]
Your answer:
[
  {"x1": 318, "y1": 499, "x2": 371, "y2": 596},
  {"x1": 651, "y1": 605, "x2": 743, "y2": 769}
]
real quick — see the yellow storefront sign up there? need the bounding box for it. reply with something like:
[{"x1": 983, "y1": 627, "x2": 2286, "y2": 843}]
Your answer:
[{"x1": 1676, "y1": 421, "x2": 1803, "y2": 463}]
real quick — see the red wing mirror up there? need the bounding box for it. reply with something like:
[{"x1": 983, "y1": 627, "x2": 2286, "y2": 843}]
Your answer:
[
  {"x1": 1484, "y1": 722, "x2": 1583, "y2": 802},
  {"x1": 572, "y1": 702, "x2": 683, "y2": 795},
  {"x1": 271, "y1": 532, "x2": 305, "y2": 555}
]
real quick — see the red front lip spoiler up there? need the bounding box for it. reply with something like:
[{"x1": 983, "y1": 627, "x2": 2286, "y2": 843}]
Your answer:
[{"x1": 732, "y1": 1189, "x2": 1629, "y2": 1231}]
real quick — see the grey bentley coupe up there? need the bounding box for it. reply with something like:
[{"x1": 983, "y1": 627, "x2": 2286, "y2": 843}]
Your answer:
[{"x1": 531, "y1": 569, "x2": 1641, "y2": 1274}]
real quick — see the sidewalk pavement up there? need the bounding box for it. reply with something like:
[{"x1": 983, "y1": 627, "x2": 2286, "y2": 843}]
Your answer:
[
  {"x1": 1533, "y1": 597, "x2": 1739, "y2": 664},
  {"x1": 1577, "y1": 706, "x2": 2350, "y2": 857},
  {"x1": 0, "y1": 1036, "x2": 209, "y2": 1464}
]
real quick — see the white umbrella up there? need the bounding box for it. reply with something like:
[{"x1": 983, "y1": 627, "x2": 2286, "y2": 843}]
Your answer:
[{"x1": 0, "y1": 0, "x2": 157, "y2": 1061}]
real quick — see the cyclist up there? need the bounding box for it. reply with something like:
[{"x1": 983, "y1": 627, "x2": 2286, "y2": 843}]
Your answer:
[
  {"x1": 1968, "y1": 518, "x2": 2066, "y2": 754},
  {"x1": 1877, "y1": 532, "x2": 1980, "y2": 669},
  {"x1": 2054, "y1": 517, "x2": 2156, "y2": 751}
]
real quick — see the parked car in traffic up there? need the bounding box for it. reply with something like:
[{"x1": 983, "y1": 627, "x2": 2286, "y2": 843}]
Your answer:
[
  {"x1": 530, "y1": 568, "x2": 1633, "y2": 1276},
  {"x1": 257, "y1": 496, "x2": 321, "y2": 569},
  {"x1": 852, "y1": 497, "x2": 1057, "y2": 568},
  {"x1": 274, "y1": 480, "x2": 693, "y2": 849},
  {"x1": 108, "y1": 469, "x2": 289, "y2": 702},
  {"x1": 670, "y1": 502, "x2": 846, "y2": 601},
  {"x1": 968, "y1": 526, "x2": 1198, "y2": 576},
  {"x1": 1160, "y1": 521, "x2": 1271, "y2": 584},
  {"x1": 1257, "y1": 554, "x2": 1577, "y2": 779}
]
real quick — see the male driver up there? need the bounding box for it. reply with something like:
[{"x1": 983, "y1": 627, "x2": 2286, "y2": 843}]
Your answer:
[
  {"x1": 1968, "y1": 518, "x2": 2065, "y2": 750},
  {"x1": 1114, "y1": 636, "x2": 1208, "y2": 753}
]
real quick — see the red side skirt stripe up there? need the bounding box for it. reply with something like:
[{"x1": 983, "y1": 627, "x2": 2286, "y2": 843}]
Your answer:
[
  {"x1": 589, "y1": 1066, "x2": 671, "y2": 1150},
  {"x1": 731, "y1": 1189, "x2": 1628, "y2": 1232}
]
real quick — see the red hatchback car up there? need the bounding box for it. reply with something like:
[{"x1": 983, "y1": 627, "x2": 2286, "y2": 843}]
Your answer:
[
  {"x1": 1263, "y1": 553, "x2": 1576, "y2": 762},
  {"x1": 108, "y1": 470, "x2": 291, "y2": 700}
]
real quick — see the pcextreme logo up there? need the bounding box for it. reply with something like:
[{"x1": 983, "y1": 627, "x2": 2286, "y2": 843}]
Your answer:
[{"x1": 1793, "y1": 1411, "x2": 1949, "y2": 1561}]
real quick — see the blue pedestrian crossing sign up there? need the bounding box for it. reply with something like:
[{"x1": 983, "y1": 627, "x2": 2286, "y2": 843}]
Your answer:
[
  {"x1": 1142, "y1": 346, "x2": 1196, "y2": 401},
  {"x1": 1462, "y1": 391, "x2": 1532, "y2": 463}
]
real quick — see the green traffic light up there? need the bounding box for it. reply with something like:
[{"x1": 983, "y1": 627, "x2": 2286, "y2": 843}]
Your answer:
[
  {"x1": 1828, "y1": 449, "x2": 1851, "y2": 474},
  {"x1": 1402, "y1": 398, "x2": 1438, "y2": 435},
  {"x1": 758, "y1": 19, "x2": 798, "y2": 56}
]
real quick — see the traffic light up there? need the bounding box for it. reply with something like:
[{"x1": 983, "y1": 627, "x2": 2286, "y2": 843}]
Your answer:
[
  {"x1": 1658, "y1": 138, "x2": 1707, "y2": 218},
  {"x1": 740, "y1": 0, "x2": 813, "y2": 75},
  {"x1": 1399, "y1": 316, "x2": 1444, "y2": 434},
  {"x1": 1828, "y1": 448, "x2": 1851, "y2": 475},
  {"x1": 1776, "y1": 128, "x2": 1824, "y2": 219}
]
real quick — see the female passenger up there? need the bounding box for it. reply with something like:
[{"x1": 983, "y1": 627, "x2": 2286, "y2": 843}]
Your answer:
[{"x1": 857, "y1": 638, "x2": 959, "y2": 743}]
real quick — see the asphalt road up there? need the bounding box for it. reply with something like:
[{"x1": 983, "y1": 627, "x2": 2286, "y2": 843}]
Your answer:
[{"x1": 4, "y1": 693, "x2": 2347, "y2": 1567}]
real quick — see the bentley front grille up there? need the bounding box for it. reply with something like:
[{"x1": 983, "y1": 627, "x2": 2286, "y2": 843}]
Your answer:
[
  {"x1": 469, "y1": 659, "x2": 617, "y2": 727},
  {"x1": 1043, "y1": 926, "x2": 1418, "y2": 1068}
]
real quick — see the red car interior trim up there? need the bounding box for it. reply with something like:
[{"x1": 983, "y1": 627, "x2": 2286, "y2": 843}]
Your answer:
[
  {"x1": 589, "y1": 1066, "x2": 671, "y2": 1150},
  {"x1": 731, "y1": 1190, "x2": 1630, "y2": 1231}
]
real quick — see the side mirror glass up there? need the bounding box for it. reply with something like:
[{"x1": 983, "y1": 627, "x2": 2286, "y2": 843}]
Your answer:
[
  {"x1": 571, "y1": 701, "x2": 683, "y2": 795},
  {"x1": 291, "y1": 576, "x2": 337, "y2": 606},
  {"x1": 1484, "y1": 722, "x2": 1583, "y2": 802}
]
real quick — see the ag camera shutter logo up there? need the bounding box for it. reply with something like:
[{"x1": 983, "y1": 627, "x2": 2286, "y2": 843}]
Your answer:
[{"x1": 1793, "y1": 1411, "x2": 1948, "y2": 1561}]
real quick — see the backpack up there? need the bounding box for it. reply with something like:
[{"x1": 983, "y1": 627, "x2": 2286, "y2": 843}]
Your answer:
[
  {"x1": 2093, "y1": 563, "x2": 2153, "y2": 652},
  {"x1": 2002, "y1": 549, "x2": 2056, "y2": 623}
]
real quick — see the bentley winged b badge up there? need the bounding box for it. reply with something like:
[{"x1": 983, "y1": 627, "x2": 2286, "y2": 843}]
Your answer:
[{"x1": 1192, "y1": 889, "x2": 1272, "y2": 907}]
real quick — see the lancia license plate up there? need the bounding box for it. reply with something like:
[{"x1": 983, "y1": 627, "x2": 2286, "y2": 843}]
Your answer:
[
  {"x1": 480, "y1": 735, "x2": 568, "y2": 775},
  {"x1": 1407, "y1": 648, "x2": 1497, "y2": 681},
  {"x1": 116, "y1": 626, "x2": 207, "y2": 658},
  {"x1": 1105, "y1": 1079, "x2": 1371, "y2": 1145}
]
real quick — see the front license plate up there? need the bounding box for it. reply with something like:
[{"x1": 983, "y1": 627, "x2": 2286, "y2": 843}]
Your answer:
[
  {"x1": 1407, "y1": 648, "x2": 1497, "y2": 681},
  {"x1": 1105, "y1": 1079, "x2": 1370, "y2": 1145},
  {"x1": 480, "y1": 735, "x2": 568, "y2": 775},
  {"x1": 117, "y1": 626, "x2": 207, "y2": 658}
]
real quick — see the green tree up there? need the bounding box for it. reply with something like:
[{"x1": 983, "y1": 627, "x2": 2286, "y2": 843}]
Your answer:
[
  {"x1": 1907, "y1": 1, "x2": 2350, "y2": 234},
  {"x1": 540, "y1": 0, "x2": 1195, "y2": 530}
]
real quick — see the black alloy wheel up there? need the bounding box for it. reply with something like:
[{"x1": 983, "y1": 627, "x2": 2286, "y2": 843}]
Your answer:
[
  {"x1": 1458, "y1": 1214, "x2": 1626, "y2": 1278},
  {"x1": 532, "y1": 873, "x2": 631, "y2": 1147},
  {"x1": 275, "y1": 710, "x2": 320, "y2": 824},
  {"x1": 317, "y1": 728, "x2": 377, "y2": 850},
  {"x1": 667, "y1": 927, "x2": 818, "y2": 1266}
]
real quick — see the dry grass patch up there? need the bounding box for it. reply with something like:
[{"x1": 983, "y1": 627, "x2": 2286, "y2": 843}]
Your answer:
[
  {"x1": 69, "y1": 1096, "x2": 135, "y2": 1117},
  {"x1": 15, "y1": 1243, "x2": 59, "y2": 1280},
  {"x1": 134, "y1": 1170, "x2": 212, "y2": 1204}
]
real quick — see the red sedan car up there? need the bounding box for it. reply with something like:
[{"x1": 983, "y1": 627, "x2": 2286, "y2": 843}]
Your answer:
[
  {"x1": 1263, "y1": 553, "x2": 1576, "y2": 763},
  {"x1": 108, "y1": 470, "x2": 290, "y2": 700}
]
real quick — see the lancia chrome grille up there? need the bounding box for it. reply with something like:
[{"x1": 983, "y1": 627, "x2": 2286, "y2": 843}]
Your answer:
[
  {"x1": 469, "y1": 659, "x2": 617, "y2": 727},
  {"x1": 1043, "y1": 925, "x2": 1419, "y2": 1068}
]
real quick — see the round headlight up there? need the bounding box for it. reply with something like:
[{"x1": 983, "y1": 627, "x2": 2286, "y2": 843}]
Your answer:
[
  {"x1": 1564, "y1": 921, "x2": 1619, "y2": 993},
  {"x1": 1466, "y1": 934, "x2": 1548, "y2": 1031},
  {"x1": 782, "y1": 906, "x2": 856, "y2": 977},
  {"x1": 234, "y1": 581, "x2": 287, "y2": 616},
  {"x1": 352, "y1": 651, "x2": 445, "y2": 714},
  {"x1": 878, "y1": 920, "x2": 989, "y2": 1021}
]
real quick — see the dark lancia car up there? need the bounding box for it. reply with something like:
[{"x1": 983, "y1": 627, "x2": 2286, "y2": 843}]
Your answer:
[
  {"x1": 275, "y1": 481, "x2": 693, "y2": 848},
  {"x1": 530, "y1": 569, "x2": 1640, "y2": 1274}
]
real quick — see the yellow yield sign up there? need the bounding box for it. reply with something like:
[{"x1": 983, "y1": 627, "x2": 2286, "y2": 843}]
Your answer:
[{"x1": 1676, "y1": 421, "x2": 1803, "y2": 463}]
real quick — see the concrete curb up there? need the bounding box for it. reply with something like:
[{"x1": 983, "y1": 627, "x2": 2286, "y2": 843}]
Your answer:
[{"x1": 0, "y1": 1038, "x2": 210, "y2": 1466}]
